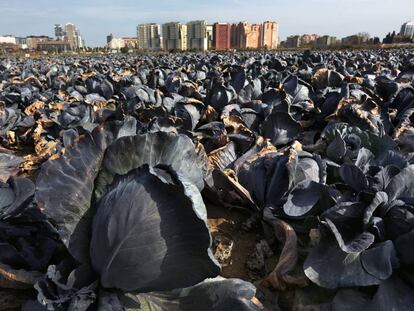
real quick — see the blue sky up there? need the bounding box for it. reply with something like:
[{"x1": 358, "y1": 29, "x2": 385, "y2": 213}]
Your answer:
[{"x1": 0, "y1": 0, "x2": 412, "y2": 47}]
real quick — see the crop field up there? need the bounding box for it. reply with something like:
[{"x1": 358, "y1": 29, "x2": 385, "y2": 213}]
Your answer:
[{"x1": 1, "y1": 49, "x2": 414, "y2": 310}]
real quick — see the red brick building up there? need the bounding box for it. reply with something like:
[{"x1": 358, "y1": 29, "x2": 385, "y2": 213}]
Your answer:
[{"x1": 213, "y1": 23, "x2": 231, "y2": 50}]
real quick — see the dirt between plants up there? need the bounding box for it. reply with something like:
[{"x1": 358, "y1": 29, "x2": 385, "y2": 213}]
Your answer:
[
  {"x1": 207, "y1": 204, "x2": 290, "y2": 311},
  {"x1": 207, "y1": 204, "x2": 262, "y2": 282}
]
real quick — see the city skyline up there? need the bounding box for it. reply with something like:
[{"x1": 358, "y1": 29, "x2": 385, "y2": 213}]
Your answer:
[
  {"x1": 105, "y1": 21, "x2": 279, "y2": 52},
  {"x1": 0, "y1": 0, "x2": 413, "y2": 47}
]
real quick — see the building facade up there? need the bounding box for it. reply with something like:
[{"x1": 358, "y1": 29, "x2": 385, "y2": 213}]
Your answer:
[
  {"x1": 230, "y1": 23, "x2": 239, "y2": 49},
  {"x1": 187, "y1": 20, "x2": 208, "y2": 50},
  {"x1": 236, "y1": 21, "x2": 262, "y2": 49},
  {"x1": 15, "y1": 37, "x2": 27, "y2": 49},
  {"x1": 0, "y1": 42, "x2": 19, "y2": 54},
  {"x1": 162, "y1": 22, "x2": 187, "y2": 51},
  {"x1": 236, "y1": 21, "x2": 248, "y2": 49},
  {"x1": 400, "y1": 22, "x2": 414, "y2": 38},
  {"x1": 54, "y1": 24, "x2": 65, "y2": 40},
  {"x1": 246, "y1": 23, "x2": 262, "y2": 49},
  {"x1": 64, "y1": 23, "x2": 77, "y2": 49},
  {"x1": 300, "y1": 34, "x2": 319, "y2": 45},
  {"x1": 37, "y1": 40, "x2": 70, "y2": 53},
  {"x1": 261, "y1": 21, "x2": 279, "y2": 49},
  {"x1": 341, "y1": 33, "x2": 370, "y2": 46},
  {"x1": 137, "y1": 23, "x2": 162, "y2": 50},
  {"x1": 26, "y1": 36, "x2": 51, "y2": 50},
  {"x1": 316, "y1": 35, "x2": 337, "y2": 48},
  {"x1": 285, "y1": 35, "x2": 301, "y2": 48},
  {"x1": 130, "y1": 20, "x2": 280, "y2": 51},
  {"x1": 63, "y1": 23, "x2": 84, "y2": 50},
  {"x1": 213, "y1": 23, "x2": 231, "y2": 50},
  {"x1": 106, "y1": 33, "x2": 114, "y2": 45},
  {"x1": 0, "y1": 36, "x2": 16, "y2": 45},
  {"x1": 206, "y1": 25, "x2": 213, "y2": 50},
  {"x1": 108, "y1": 37, "x2": 125, "y2": 50},
  {"x1": 284, "y1": 34, "x2": 319, "y2": 48},
  {"x1": 122, "y1": 37, "x2": 138, "y2": 49}
]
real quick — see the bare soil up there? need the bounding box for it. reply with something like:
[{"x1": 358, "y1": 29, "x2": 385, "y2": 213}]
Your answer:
[
  {"x1": 207, "y1": 204, "x2": 263, "y2": 282},
  {"x1": 207, "y1": 204, "x2": 285, "y2": 311}
]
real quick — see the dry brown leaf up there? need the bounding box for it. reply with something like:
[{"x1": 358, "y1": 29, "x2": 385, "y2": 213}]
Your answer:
[
  {"x1": 24, "y1": 100, "x2": 44, "y2": 115},
  {"x1": 202, "y1": 105, "x2": 219, "y2": 123},
  {"x1": 261, "y1": 219, "x2": 308, "y2": 291},
  {"x1": 0, "y1": 262, "x2": 42, "y2": 289}
]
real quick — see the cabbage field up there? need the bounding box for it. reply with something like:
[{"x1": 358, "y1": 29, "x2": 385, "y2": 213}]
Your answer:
[{"x1": 1, "y1": 49, "x2": 414, "y2": 310}]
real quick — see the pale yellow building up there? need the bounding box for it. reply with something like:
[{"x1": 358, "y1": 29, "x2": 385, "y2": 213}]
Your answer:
[
  {"x1": 261, "y1": 21, "x2": 279, "y2": 49},
  {"x1": 162, "y1": 22, "x2": 187, "y2": 51},
  {"x1": 137, "y1": 24, "x2": 162, "y2": 50},
  {"x1": 187, "y1": 20, "x2": 208, "y2": 51}
]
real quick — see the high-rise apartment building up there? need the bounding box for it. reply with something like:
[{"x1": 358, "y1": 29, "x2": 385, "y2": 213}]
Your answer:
[
  {"x1": 285, "y1": 35, "x2": 301, "y2": 48},
  {"x1": 261, "y1": 21, "x2": 279, "y2": 49},
  {"x1": 132, "y1": 20, "x2": 280, "y2": 51},
  {"x1": 137, "y1": 23, "x2": 162, "y2": 50},
  {"x1": 249, "y1": 24, "x2": 262, "y2": 49},
  {"x1": 213, "y1": 23, "x2": 231, "y2": 50},
  {"x1": 400, "y1": 22, "x2": 414, "y2": 38},
  {"x1": 162, "y1": 22, "x2": 187, "y2": 51},
  {"x1": 187, "y1": 20, "x2": 208, "y2": 50},
  {"x1": 285, "y1": 34, "x2": 319, "y2": 48},
  {"x1": 107, "y1": 33, "x2": 114, "y2": 45},
  {"x1": 229, "y1": 20, "x2": 279, "y2": 50},
  {"x1": 341, "y1": 33, "x2": 370, "y2": 46},
  {"x1": 137, "y1": 24, "x2": 148, "y2": 49},
  {"x1": 76, "y1": 32, "x2": 84, "y2": 49},
  {"x1": 235, "y1": 21, "x2": 262, "y2": 49},
  {"x1": 64, "y1": 23, "x2": 84, "y2": 50},
  {"x1": 206, "y1": 25, "x2": 213, "y2": 50},
  {"x1": 236, "y1": 22, "x2": 247, "y2": 48},
  {"x1": 230, "y1": 23, "x2": 239, "y2": 49},
  {"x1": 54, "y1": 24, "x2": 65, "y2": 40},
  {"x1": 64, "y1": 23, "x2": 77, "y2": 49},
  {"x1": 316, "y1": 35, "x2": 337, "y2": 48}
]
